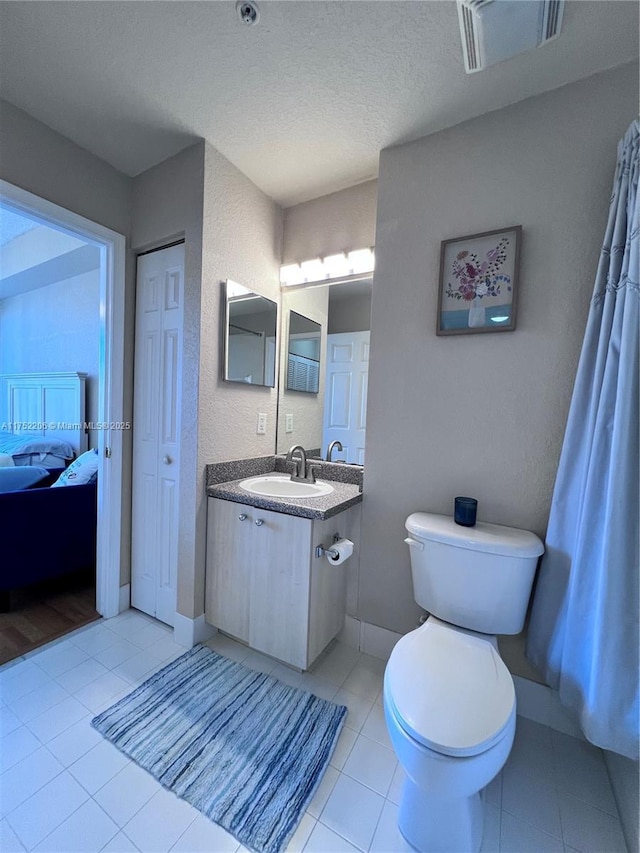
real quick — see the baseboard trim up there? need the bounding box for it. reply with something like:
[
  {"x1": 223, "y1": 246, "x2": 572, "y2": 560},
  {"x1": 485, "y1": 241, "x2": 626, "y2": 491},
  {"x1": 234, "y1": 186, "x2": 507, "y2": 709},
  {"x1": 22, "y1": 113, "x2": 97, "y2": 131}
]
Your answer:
[
  {"x1": 173, "y1": 612, "x2": 217, "y2": 649},
  {"x1": 118, "y1": 584, "x2": 130, "y2": 614}
]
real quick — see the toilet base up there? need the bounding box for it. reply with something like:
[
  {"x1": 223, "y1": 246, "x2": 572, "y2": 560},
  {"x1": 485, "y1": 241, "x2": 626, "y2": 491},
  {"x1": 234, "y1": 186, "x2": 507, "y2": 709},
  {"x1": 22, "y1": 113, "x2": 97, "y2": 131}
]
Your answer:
[{"x1": 398, "y1": 776, "x2": 484, "y2": 853}]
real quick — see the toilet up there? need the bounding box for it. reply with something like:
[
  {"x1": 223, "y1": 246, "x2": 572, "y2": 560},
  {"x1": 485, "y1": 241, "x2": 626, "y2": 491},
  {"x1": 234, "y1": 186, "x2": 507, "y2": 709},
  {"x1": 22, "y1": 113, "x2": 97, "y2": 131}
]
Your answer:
[{"x1": 383, "y1": 512, "x2": 544, "y2": 853}]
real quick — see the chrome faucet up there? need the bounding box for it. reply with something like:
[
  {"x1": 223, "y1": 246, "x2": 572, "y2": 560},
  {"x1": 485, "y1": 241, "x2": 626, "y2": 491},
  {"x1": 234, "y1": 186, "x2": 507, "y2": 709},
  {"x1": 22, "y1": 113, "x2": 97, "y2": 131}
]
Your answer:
[
  {"x1": 286, "y1": 445, "x2": 320, "y2": 483},
  {"x1": 326, "y1": 440, "x2": 344, "y2": 462}
]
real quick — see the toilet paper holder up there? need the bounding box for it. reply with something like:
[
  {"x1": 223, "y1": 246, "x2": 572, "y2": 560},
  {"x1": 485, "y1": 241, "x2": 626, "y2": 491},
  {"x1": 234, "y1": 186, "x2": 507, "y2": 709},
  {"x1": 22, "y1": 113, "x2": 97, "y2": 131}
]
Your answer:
[{"x1": 315, "y1": 532, "x2": 340, "y2": 559}]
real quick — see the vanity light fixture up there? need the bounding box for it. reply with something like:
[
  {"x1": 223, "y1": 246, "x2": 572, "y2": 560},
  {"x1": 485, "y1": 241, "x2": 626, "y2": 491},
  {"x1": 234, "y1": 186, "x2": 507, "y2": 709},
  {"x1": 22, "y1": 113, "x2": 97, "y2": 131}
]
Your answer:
[{"x1": 280, "y1": 247, "x2": 375, "y2": 288}]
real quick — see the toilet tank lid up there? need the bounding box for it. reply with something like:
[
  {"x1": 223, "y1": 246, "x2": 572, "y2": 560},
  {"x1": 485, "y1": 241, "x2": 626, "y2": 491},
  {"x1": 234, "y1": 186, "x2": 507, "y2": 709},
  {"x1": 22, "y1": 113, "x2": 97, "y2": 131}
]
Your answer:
[{"x1": 405, "y1": 513, "x2": 544, "y2": 558}]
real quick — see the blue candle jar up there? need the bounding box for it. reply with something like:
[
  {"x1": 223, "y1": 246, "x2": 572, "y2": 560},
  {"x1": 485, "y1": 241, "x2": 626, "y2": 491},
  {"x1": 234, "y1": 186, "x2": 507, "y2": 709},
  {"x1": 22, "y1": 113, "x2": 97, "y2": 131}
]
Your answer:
[{"x1": 454, "y1": 496, "x2": 478, "y2": 527}]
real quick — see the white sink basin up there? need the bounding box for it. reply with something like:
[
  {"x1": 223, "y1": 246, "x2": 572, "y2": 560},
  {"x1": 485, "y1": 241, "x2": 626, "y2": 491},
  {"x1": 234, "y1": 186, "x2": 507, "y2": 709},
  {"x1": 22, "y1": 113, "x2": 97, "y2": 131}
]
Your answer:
[{"x1": 239, "y1": 475, "x2": 334, "y2": 499}]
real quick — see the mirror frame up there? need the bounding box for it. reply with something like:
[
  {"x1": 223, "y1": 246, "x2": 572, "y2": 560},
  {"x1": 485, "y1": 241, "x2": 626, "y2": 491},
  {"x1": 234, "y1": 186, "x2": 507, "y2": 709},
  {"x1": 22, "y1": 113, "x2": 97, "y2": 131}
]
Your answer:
[{"x1": 223, "y1": 279, "x2": 278, "y2": 388}]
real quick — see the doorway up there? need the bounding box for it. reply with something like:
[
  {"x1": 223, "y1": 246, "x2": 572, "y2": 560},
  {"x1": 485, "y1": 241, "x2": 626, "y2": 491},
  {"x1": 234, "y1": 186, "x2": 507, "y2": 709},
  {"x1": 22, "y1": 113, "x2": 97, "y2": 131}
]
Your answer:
[{"x1": 0, "y1": 180, "x2": 126, "y2": 623}]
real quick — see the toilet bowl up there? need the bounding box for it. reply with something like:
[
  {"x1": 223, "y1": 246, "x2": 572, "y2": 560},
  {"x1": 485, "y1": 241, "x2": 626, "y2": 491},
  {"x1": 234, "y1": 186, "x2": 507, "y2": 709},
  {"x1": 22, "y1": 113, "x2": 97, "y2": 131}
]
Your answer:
[
  {"x1": 383, "y1": 617, "x2": 516, "y2": 852},
  {"x1": 384, "y1": 512, "x2": 544, "y2": 852}
]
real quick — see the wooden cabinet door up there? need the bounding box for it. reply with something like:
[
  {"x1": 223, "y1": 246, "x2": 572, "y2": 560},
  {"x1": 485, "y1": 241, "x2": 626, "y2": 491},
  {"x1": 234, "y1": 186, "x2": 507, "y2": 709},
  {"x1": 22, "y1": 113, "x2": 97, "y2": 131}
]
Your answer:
[
  {"x1": 249, "y1": 507, "x2": 313, "y2": 669},
  {"x1": 205, "y1": 498, "x2": 252, "y2": 643}
]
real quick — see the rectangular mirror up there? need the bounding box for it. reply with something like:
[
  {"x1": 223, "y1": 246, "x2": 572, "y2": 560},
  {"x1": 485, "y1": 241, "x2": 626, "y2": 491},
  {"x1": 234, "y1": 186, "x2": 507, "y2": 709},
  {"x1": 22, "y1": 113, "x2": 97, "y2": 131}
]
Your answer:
[
  {"x1": 286, "y1": 311, "x2": 321, "y2": 394},
  {"x1": 224, "y1": 279, "x2": 278, "y2": 387},
  {"x1": 277, "y1": 278, "x2": 372, "y2": 464}
]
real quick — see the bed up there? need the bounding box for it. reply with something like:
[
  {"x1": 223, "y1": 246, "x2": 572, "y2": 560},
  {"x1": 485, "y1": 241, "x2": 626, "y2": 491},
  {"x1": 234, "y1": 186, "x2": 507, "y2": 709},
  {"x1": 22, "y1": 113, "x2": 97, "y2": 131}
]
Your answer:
[
  {"x1": 0, "y1": 372, "x2": 88, "y2": 468},
  {"x1": 0, "y1": 372, "x2": 96, "y2": 610}
]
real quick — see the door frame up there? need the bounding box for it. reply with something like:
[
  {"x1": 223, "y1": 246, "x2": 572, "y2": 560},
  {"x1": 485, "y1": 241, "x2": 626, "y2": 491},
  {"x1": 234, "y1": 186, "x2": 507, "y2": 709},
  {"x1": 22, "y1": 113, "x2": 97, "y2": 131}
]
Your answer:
[{"x1": 0, "y1": 179, "x2": 126, "y2": 618}]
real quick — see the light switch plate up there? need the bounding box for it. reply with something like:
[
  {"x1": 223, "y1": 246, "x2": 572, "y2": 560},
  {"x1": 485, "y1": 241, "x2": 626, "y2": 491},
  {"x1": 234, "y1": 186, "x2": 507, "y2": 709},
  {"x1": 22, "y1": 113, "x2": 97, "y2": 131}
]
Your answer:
[
  {"x1": 257, "y1": 412, "x2": 267, "y2": 435},
  {"x1": 285, "y1": 414, "x2": 294, "y2": 433}
]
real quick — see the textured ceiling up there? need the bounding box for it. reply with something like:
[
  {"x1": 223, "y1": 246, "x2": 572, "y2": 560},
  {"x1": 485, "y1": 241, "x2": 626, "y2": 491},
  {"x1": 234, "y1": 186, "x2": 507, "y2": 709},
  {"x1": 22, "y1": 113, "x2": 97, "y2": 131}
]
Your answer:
[{"x1": 0, "y1": 1, "x2": 637, "y2": 206}]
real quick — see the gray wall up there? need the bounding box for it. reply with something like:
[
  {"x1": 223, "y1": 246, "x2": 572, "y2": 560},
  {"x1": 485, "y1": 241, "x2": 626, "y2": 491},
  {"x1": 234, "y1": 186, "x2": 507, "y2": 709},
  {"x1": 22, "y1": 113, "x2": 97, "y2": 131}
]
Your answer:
[
  {"x1": 194, "y1": 142, "x2": 283, "y2": 619},
  {"x1": 328, "y1": 289, "x2": 372, "y2": 334},
  {"x1": 0, "y1": 269, "x2": 100, "y2": 445},
  {"x1": 282, "y1": 180, "x2": 377, "y2": 263},
  {"x1": 0, "y1": 98, "x2": 133, "y2": 585},
  {"x1": 361, "y1": 63, "x2": 639, "y2": 635}
]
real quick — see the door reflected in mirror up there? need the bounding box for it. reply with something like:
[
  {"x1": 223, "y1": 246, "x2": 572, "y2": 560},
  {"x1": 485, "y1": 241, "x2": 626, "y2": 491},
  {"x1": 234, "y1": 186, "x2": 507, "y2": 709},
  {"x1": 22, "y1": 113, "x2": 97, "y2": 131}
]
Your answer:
[
  {"x1": 277, "y1": 278, "x2": 371, "y2": 464},
  {"x1": 224, "y1": 279, "x2": 277, "y2": 387},
  {"x1": 287, "y1": 311, "x2": 321, "y2": 394}
]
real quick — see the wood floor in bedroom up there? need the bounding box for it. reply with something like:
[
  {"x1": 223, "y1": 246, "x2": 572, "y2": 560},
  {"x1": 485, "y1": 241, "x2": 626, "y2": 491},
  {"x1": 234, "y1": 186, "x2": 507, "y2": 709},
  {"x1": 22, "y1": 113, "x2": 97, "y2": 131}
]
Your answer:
[{"x1": 0, "y1": 572, "x2": 99, "y2": 665}]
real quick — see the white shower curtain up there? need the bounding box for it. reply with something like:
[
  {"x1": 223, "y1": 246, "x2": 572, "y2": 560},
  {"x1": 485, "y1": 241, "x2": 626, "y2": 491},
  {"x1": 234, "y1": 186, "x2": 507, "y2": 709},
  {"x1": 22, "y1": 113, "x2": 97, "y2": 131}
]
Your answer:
[{"x1": 526, "y1": 120, "x2": 639, "y2": 760}]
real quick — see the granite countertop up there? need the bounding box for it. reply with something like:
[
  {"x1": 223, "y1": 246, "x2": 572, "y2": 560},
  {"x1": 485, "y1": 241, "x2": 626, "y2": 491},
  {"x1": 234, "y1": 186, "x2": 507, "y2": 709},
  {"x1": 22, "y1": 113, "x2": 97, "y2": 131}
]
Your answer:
[{"x1": 207, "y1": 474, "x2": 362, "y2": 520}]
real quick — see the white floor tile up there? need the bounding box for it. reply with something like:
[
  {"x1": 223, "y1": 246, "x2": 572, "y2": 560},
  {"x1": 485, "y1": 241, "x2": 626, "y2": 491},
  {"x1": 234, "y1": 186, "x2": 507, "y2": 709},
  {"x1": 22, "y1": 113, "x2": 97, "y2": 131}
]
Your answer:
[
  {"x1": 35, "y1": 798, "x2": 119, "y2": 852},
  {"x1": 95, "y1": 640, "x2": 146, "y2": 670},
  {"x1": 342, "y1": 734, "x2": 396, "y2": 796},
  {"x1": 299, "y1": 674, "x2": 339, "y2": 702},
  {"x1": 0, "y1": 818, "x2": 26, "y2": 852},
  {"x1": 332, "y1": 689, "x2": 374, "y2": 732},
  {"x1": 170, "y1": 813, "x2": 240, "y2": 852},
  {"x1": 329, "y1": 726, "x2": 358, "y2": 771},
  {"x1": 307, "y1": 766, "x2": 340, "y2": 819},
  {"x1": 558, "y1": 794, "x2": 627, "y2": 853},
  {"x1": 205, "y1": 634, "x2": 251, "y2": 663},
  {"x1": 71, "y1": 626, "x2": 121, "y2": 656},
  {"x1": 502, "y1": 761, "x2": 563, "y2": 838},
  {"x1": 319, "y1": 773, "x2": 384, "y2": 851},
  {"x1": 68, "y1": 740, "x2": 130, "y2": 795},
  {"x1": 286, "y1": 813, "x2": 316, "y2": 853},
  {"x1": 127, "y1": 622, "x2": 171, "y2": 649},
  {"x1": 310, "y1": 644, "x2": 360, "y2": 686},
  {"x1": 0, "y1": 705, "x2": 21, "y2": 737},
  {"x1": 5, "y1": 771, "x2": 88, "y2": 849},
  {"x1": 27, "y1": 695, "x2": 89, "y2": 743},
  {"x1": 0, "y1": 725, "x2": 41, "y2": 772},
  {"x1": 500, "y1": 811, "x2": 564, "y2": 852},
  {"x1": 484, "y1": 771, "x2": 502, "y2": 808},
  {"x1": 149, "y1": 636, "x2": 186, "y2": 664},
  {"x1": 341, "y1": 657, "x2": 384, "y2": 702},
  {"x1": 94, "y1": 762, "x2": 161, "y2": 826},
  {"x1": 369, "y1": 800, "x2": 413, "y2": 853},
  {"x1": 386, "y1": 763, "x2": 406, "y2": 806},
  {"x1": 235, "y1": 649, "x2": 277, "y2": 675},
  {"x1": 101, "y1": 831, "x2": 141, "y2": 852},
  {"x1": 123, "y1": 787, "x2": 198, "y2": 853},
  {"x1": 112, "y1": 650, "x2": 166, "y2": 685},
  {"x1": 6, "y1": 680, "x2": 69, "y2": 723},
  {"x1": 514, "y1": 676, "x2": 552, "y2": 727},
  {"x1": 552, "y1": 730, "x2": 618, "y2": 815},
  {"x1": 0, "y1": 746, "x2": 63, "y2": 817},
  {"x1": 0, "y1": 660, "x2": 53, "y2": 702},
  {"x1": 480, "y1": 803, "x2": 501, "y2": 853},
  {"x1": 74, "y1": 671, "x2": 130, "y2": 712},
  {"x1": 303, "y1": 821, "x2": 360, "y2": 853},
  {"x1": 57, "y1": 659, "x2": 112, "y2": 694},
  {"x1": 47, "y1": 717, "x2": 103, "y2": 766},
  {"x1": 32, "y1": 642, "x2": 90, "y2": 678},
  {"x1": 361, "y1": 704, "x2": 392, "y2": 750}
]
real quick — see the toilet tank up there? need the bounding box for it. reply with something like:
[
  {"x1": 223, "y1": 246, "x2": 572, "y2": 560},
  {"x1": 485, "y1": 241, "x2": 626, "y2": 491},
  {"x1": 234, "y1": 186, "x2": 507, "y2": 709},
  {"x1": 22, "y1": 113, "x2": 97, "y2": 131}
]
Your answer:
[{"x1": 405, "y1": 513, "x2": 544, "y2": 635}]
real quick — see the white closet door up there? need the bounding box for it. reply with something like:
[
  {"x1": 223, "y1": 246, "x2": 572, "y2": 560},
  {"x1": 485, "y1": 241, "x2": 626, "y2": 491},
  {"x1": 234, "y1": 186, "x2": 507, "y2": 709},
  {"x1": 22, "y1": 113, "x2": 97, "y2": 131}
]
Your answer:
[
  {"x1": 131, "y1": 244, "x2": 184, "y2": 626},
  {"x1": 322, "y1": 331, "x2": 370, "y2": 465}
]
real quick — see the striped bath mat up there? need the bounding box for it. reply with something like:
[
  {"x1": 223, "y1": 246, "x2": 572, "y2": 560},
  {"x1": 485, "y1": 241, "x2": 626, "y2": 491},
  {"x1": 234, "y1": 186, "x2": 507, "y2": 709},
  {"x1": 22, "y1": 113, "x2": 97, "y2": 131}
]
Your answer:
[{"x1": 92, "y1": 645, "x2": 346, "y2": 853}]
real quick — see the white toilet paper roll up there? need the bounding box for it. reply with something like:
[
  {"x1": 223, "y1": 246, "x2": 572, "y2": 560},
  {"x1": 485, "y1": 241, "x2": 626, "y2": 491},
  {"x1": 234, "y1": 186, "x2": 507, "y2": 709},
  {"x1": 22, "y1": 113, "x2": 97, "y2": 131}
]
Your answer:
[{"x1": 326, "y1": 538, "x2": 354, "y2": 565}]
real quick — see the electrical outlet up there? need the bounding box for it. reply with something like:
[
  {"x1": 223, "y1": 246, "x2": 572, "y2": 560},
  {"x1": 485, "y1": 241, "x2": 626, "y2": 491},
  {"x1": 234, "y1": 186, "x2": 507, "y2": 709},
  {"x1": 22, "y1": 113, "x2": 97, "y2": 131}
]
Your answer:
[
  {"x1": 285, "y1": 413, "x2": 294, "y2": 433},
  {"x1": 256, "y1": 412, "x2": 267, "y2": 435}
]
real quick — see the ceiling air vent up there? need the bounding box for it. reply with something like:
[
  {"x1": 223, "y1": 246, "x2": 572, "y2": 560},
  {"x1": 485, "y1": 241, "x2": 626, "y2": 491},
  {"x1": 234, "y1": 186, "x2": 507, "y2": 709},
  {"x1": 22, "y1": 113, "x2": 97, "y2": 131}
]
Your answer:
[{"x1": 457, "y1": 0, "x2": 565, "y2": 74}]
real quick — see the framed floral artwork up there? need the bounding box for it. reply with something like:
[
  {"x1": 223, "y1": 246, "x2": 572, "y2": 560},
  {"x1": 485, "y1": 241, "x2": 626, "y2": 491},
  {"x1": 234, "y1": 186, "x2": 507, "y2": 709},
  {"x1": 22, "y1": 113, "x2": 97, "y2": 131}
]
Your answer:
[{"x1": 436, "y1": 226, "x2": 521, "y2": 335}]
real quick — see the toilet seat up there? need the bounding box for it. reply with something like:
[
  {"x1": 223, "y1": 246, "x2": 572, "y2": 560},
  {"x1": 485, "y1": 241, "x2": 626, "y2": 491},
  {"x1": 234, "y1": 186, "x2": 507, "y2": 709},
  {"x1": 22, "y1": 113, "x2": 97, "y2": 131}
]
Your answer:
[{"x1": 385, "y1": 618, "x2": 515, "y2": 758}]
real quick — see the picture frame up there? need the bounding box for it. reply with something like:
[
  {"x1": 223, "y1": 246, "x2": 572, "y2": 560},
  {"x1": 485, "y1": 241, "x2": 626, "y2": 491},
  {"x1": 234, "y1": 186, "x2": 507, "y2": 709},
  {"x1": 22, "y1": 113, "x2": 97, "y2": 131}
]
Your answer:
[{"x1": 436, "y1": 225, "x2": 521, "y2": 336}]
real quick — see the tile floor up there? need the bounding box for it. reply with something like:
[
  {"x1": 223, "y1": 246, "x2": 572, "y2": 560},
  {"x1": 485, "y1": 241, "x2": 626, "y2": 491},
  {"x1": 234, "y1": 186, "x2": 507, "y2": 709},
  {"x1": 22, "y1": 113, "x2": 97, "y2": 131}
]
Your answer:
[{"x1": 0, "y1": 609, "x2": 628, "y2": 853}]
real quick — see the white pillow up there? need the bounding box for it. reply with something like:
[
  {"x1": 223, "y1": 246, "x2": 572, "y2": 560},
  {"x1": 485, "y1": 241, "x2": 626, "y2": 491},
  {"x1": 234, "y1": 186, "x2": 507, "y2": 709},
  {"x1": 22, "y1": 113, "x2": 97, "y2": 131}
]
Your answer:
[{"x1": 51, "y1": 448, "x2": 99, "y2": 487}]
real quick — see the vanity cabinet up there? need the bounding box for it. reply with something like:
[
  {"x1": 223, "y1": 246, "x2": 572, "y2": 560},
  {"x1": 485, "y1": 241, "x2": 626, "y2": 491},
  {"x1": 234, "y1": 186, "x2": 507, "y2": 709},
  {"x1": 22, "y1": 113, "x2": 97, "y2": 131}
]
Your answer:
[{"x1": 205, "y1": 497, "x2": 353, "y2": 669}]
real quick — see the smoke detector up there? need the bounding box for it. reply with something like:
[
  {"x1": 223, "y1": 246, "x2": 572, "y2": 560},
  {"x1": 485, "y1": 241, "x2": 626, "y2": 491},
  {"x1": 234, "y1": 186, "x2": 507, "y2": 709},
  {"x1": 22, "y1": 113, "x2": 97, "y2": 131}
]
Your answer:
[
  {"x1": 237, "y1": 1, "x2": 260, "y2": 26},
  {"x1": 457, "y1": 0, "x2": 564, "y2": 73}
]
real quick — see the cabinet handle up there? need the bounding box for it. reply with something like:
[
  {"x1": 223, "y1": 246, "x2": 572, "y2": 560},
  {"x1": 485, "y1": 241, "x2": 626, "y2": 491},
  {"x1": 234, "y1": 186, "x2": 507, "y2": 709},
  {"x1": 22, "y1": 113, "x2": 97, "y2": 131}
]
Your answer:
[
  {"x1": 238, "y1": 514, "x2": 248, "y2": 521},
  {"x1": 162, "y1": 455, "x2": 172, "y2": 465},
  {"x1": 254, "y1": 518, "x2": 265, "y2": 526}
]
